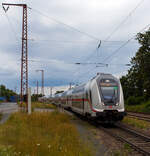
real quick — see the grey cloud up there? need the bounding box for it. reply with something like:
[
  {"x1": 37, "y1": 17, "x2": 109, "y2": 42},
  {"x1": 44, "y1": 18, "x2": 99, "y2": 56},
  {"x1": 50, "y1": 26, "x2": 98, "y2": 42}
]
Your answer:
[{"x1": 0, "y1": 0, "x2": 149, "y2": 93}]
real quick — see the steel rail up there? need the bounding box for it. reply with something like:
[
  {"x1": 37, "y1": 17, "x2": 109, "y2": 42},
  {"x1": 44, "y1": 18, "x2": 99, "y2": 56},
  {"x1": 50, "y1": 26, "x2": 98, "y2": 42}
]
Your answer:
[
  {"x1": 100, "y1": 126, "x2": 150, "y2": 156},
  {"x1": 63, "y1": 107, "x2": 150, "y2": 155},
  {"x1": 127, "y1": 112, "x2": 150, "y2": 122}
]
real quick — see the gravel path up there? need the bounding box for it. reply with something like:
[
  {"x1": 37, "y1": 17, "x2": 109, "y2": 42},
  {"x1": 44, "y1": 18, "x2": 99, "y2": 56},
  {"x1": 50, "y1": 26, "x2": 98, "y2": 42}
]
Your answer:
[{"x1": 71, "y1": 118, "x2": 108, "y2": 156}]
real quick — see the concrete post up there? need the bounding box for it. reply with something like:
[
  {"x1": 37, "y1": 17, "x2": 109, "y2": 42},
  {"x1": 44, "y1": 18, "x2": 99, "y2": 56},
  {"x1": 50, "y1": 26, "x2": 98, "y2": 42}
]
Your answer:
[{"x1": 28, "y1": 88, "x2": 31, "y2": 114}]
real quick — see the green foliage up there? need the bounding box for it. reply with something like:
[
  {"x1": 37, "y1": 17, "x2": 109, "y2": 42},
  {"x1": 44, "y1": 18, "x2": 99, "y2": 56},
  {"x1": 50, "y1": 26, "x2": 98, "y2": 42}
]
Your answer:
[
  {"x1": 32, "y1": 102, "x2": 56, "y2": 109},
  {"x1": 120, "y1": 28, "x2": 150, "y2": 100},
  {"x1": 55, "y1": 90, "x2": 64, "y2": 95},
  {"x1": 126, "y1": 96, "x2": 145, "y2": 105},
  {"x1": 126, "y1": 96, "x2": 137, "y2": 105},
  {"x1": 31, "y1": 94, "x2": 43, "y2": 102},
  {"x1": 0, "y1": 85, "x2": 17, "y2": 101},
  {"x1": 0, "y1": 145, "x2": 15, "y2": 156},
  {"x1": 0, "y1": 114, "x2": 2, "y2": 121},
  {"x1": 123, "y1": 117, "x2": 150, "y2": 129},
  {"x1": 123, "y1": 144, "x2": 132, "y2": 152},
  {"x1": 126, "y1": 100, "x2": 150, "y2": 113}
]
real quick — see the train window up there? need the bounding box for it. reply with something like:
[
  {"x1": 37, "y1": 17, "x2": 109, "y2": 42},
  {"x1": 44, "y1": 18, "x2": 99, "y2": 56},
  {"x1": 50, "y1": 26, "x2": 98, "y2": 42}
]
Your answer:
[{"x1": 101, "y1": 86, "x2": 118, "y2": 101}]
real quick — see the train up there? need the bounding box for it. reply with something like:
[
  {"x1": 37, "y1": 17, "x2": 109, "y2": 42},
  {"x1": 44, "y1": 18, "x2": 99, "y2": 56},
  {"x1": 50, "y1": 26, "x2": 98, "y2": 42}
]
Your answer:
[{"x1": 51, "y1": 73, "x2": 126, "y2": 123}]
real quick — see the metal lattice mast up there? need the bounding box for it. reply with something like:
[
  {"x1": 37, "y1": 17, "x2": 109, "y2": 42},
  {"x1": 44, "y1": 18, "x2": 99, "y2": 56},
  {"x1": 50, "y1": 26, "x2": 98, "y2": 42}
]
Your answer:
[
  {"x1": 21, "y1": 4, "x2": 28, "y2": 111},
  {"x1": 2, "y1": 3, "x2": 28, "y2": 111}
]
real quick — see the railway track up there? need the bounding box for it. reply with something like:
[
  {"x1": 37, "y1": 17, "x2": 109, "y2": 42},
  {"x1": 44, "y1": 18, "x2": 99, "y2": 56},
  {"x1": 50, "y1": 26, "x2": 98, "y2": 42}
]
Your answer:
[
  {"x1": 127, "y1": 112, "x2": 150, "y2": 122},
  {"x1": 63, "y1": 108, "x2": 150, "y2": 155},
  {"x1": 99, "y1": 123, "x2": 150, "y2": 155}
]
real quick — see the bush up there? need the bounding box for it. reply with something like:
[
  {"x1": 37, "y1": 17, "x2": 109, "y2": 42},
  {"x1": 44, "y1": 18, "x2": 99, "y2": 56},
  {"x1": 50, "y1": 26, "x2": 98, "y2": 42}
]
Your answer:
[
  {"x1": 126, "y1": 100, "x2": 150, "y2": 113},
  {"x1": 126, "y1": 96, "x2": 137, "y2": 105},
  {"x1": 126, "y1": 96, "x2": 145, "y2": 106},
  {"x1": 136, "y1": 96, "x2": 145, "y2": 104}
]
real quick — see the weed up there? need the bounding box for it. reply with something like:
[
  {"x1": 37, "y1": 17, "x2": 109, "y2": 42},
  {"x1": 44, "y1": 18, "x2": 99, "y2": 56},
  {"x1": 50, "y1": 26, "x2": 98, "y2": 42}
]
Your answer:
[
  {"x1": 20, "y1": 101, "x2": 56, "y2": 111},
  {"x1": 126, "y1": 100, "x2": 150, "y2": 113},
  {"x1": 0, "y1": 113, "x2": 2, "y2": 121},
  {"x1": 124, "y1": 143, "x2": 132, "y2": 152},
  {"x1": 0, "y1": 112, "x2": 93, "y2": 156},
  {"x1": 123, "y1": 117, "x2": 150, "y2": 129}
]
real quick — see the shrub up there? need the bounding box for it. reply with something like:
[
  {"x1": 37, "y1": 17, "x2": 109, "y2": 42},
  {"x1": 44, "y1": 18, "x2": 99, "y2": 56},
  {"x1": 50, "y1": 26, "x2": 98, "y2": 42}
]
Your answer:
[
  {"x1": 136, "y1": 96, "x2": 145, "y2": 104},
  {"x1": 126, "y1": 100, "x2": 150, "y2": 113},
  {"x1": 126, "y1": 96, "x2": 137, "y2": 105},
  {"x1": 126, "y1": 96, "x2": 145, "y2": 106}
]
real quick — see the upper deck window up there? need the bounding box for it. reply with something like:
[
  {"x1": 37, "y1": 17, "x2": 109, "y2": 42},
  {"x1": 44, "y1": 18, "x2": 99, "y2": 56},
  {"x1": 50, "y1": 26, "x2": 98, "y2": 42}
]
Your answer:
[
  {"x1": 99, "y1": 79, "x2": 119, "y2": 105},
  {"x1": 101, "y1": 86, "x2": 118, "y2": 100}
]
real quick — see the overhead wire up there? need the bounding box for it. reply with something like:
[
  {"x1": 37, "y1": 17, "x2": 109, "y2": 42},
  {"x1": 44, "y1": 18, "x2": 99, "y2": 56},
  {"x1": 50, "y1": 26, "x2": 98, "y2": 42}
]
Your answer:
[
  {"x1": 102, "y1": 23, "x2": 150, "y2": 63},
  {"x1": 72, "y1": 0, "x2": 146, "y2": 83},
  {"x1": 28, "y1": 38, "x2": 137, "y2": 44},
  {"x1": 2, "y1": 2, "x2": 148, "y2": 86},
  {"x1": 104, "y1": 0, "x2": 145, "y2": 41},
  {"x1": 3, "y1": 12, "x2": 20, "y2": 42},
  {"x1": 28, "y1": 7, "x2": 100, "y2": 41}
]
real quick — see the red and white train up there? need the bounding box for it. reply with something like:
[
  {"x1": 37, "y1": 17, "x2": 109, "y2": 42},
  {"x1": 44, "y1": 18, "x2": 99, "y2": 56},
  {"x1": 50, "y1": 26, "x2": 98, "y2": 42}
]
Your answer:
[{"x1": 52, "y1": 73, "x2": 126, "y2": 123}]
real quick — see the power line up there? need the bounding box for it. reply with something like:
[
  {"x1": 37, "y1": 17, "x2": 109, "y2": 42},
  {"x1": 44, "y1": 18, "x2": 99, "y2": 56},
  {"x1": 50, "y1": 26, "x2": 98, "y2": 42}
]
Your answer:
[
  {"x1": 104, "y1": 0, "x2": 145, "y2": 41},
  {"x1": 28, "y1": 7, "x2": 100, "y2": 41},
  {"x1": 28, "y1": 38, "x2": 137, "y2": 43},
  {"x1": 3, "y1": 12, "x2": 20, "y2": 42},
  {"x1": 102, "y1": 23, "x2": 150, "y2": 63}
]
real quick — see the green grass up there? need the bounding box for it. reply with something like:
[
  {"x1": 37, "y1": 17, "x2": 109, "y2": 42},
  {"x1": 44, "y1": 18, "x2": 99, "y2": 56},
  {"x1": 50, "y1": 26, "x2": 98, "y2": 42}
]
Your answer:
[
  {"x1": 111, "y1": 143, "x2": 132, "y2": 156},
  {"x1": 32, "y1": 102, "x2": 56, "y2": 109},
  {"x1": 0, "y1": 114, "x2": 2, "y2": 121},
  {"x1": 19, "y1": 101, "x2": 56, "y2": 111},
  {"x1": 123, "y1": 116, "x2": 150, "y2": 129},
  {"x1": 126, "y1": 100, "x2": 150, "y2": 113},
  {"x1": 0, "y1": 111, "x2": 93, "y2": 156}
]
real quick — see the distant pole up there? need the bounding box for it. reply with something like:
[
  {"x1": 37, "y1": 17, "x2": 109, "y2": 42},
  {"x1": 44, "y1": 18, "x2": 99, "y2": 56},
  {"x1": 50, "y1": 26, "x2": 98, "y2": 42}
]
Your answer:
[
  {"x1": 0, "y1": 86, "x2": 1, "y2": 96},
  {"x1": 50, "y1": 87, "x2": 53, "y2": 97},
  {"x1": 42, "y1": 70, "x2": 44, "y2": 95},
  {"x1": 36, "y1": 70, "x2": 44, "y2": 96},
  {"x1": 37, "y1": 81, "x2": 39, "y2": 95},
  {"x1": 69, "y1": 83, "x2": 72, "y2": 89},
  {"x1": 14, "y1": 86, "x2": 17, "y2": 93}
]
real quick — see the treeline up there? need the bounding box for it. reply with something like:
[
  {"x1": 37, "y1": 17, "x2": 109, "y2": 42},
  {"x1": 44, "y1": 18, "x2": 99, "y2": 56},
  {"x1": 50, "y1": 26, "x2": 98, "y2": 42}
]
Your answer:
[
  {"x1": 120, "y1": 28, "x2": 150, "y2": 105},
  {"x1": 0, "y1": 85, "x2": 17, "y2": 101}
]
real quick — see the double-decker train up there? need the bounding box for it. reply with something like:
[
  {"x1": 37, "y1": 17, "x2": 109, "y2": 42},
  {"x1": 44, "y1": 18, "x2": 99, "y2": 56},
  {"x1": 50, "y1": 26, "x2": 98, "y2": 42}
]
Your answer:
[{"x1": 52, "y1": 73, "x2": 126, "y2": 123}]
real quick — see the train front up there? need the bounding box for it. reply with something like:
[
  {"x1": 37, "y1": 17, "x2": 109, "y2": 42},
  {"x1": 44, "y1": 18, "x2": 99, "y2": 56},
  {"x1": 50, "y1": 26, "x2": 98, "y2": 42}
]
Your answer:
[{"x1": 96, "y1": 75, "x2": 126, "y2": 123}]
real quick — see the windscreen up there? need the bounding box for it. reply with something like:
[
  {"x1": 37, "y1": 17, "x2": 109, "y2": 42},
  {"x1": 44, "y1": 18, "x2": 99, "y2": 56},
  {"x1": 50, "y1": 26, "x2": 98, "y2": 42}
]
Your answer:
[
  {"x1": 100, "y1": 79, "x2": 119, "y2": 105},
  {"x1": 101, "y1": 86, "x2": 118, "y2": 100}
]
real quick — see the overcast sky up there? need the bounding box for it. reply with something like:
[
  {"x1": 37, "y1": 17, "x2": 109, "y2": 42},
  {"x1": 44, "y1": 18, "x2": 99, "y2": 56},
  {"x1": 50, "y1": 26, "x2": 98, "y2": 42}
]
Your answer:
[{"x1": 0, "y1": 0, "x2": 149, "y2": 94}]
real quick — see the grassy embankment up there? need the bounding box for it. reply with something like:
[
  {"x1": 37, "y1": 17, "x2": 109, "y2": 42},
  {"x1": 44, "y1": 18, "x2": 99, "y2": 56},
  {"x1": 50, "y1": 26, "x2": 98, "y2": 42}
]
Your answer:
[
  {"x1": 123, "y1": 116, "x2": 150, "y2": 130},
  {"x1": 32, "y1": 102, "x2": 56, "y2": 109},
  {"x1": 0, "y1": 111, "x2": 93, "y2": 156},
  {"x1": 0, "y1": 114, "x2": 2, "y2": 121},
  {"x1": 126, "y1": 101, "x2": 150, "y2": 113},
  {"x1": 19, "y1": 101, "x2": 56, "y2": 111},
  {"x1": 124, "y1": 101, "x2": 150, "y2": 129}
]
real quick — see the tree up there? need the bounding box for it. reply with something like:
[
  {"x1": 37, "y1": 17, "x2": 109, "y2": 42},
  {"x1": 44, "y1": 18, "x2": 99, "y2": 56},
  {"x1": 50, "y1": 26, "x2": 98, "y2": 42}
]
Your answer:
[
  {"x1": 120, "y1": 28, "x2": 150, "y2": 100},
  {"x1": 0, "y1": 85, "x2": 17, "y2": 101},
  {"x1": 55, "y1": 91, "x2": 64, "y2": 95}
]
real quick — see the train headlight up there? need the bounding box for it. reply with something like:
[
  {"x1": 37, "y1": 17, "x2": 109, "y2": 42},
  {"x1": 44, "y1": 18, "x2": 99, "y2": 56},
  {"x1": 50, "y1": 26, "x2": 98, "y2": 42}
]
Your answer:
[
  {"x1": 116, "y1": 103, "x2": 119, "y2": 106},
  {"x1": 102, "y1": 102, "x2": 105, "y2": 106}
]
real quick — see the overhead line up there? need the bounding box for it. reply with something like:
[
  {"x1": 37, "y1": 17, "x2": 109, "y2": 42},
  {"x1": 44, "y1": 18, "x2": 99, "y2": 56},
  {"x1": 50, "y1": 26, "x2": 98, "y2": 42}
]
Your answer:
[
  {"x1": 3, "y1": 13, "x2": 20, "y2": 42},
  {"x1": 104, "y1": 0, "x2": 145, "y2": 41},
  {"x1": 28, "y1": 38, "x2": 137, "y2": 43},
  {"x1": 28, "y1": 7, "x2": 100, "y2": 41},
  {"x1": 102, "y1": 23, "x2": 150, "y2": 63}
]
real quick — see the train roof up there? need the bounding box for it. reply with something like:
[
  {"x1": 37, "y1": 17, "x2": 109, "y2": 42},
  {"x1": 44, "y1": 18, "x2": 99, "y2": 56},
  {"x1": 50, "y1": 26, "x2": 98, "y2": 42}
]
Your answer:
[{"x1": 91, "y1": 73, "x2": 119, "y2": 81}]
